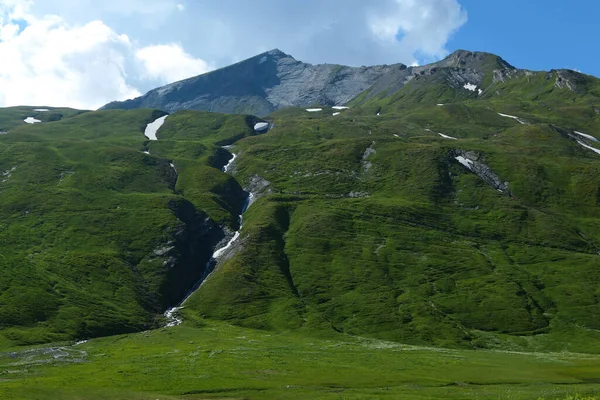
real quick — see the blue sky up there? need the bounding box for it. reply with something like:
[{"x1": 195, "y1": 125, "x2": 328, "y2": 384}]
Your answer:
[
  {"x1": 448, "y1": 0, "x2": 598, "y2": 75},
  {"x1": 0, "y1": 0, "x2": 597, "y2": 109}
]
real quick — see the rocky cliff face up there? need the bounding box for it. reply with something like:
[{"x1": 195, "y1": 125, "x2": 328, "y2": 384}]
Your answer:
[{"x1": 102, "y1": 49, "x2": 403, "y2": 116}]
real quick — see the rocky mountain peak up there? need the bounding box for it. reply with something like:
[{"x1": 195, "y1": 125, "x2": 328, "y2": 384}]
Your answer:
[{"x1": 436, "y1": 49, "x2": 514, "y2": 71}]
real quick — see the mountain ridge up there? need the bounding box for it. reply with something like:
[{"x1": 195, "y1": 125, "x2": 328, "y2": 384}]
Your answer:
[{"x1": 102, "y1": 48, "x2": 534, "y2": 117}]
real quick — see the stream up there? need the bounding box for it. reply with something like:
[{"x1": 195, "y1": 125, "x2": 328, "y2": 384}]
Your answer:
[{"x1": 163, "y1": 146, "x2": 251, "y2": 327}]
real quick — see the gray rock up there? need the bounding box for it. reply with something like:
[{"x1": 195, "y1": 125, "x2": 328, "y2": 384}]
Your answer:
[
  {"x1": 452, "y1": 150, "x2": 509, "y2": 193},
  {"x1": 102, "y1": 49, "x2": 402, "y2": 117}
]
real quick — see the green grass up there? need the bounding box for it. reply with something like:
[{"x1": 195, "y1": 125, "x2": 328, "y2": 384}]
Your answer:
[
  {"x1": 0, "y1": 108, "x2": 261, "y2": 346},
  {"x1": 2, "y1": 320, "x2": 600, "y2": 399}
]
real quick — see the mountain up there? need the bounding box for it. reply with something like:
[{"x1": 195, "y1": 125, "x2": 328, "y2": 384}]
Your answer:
[
  {"x1": 101, "y1": 49, "x2": 403, "y2": 116},
  {"x1": 2, "y1": 48, "x2": 600, "y2": 399},
  {"x1": 102, "y1": 49, "x2": 522, "y2": 117}
]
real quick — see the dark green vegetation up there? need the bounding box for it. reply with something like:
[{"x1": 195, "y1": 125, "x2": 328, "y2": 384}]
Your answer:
[{"x1": 1, "y1": 50, "x2": 600, "y2": 398}]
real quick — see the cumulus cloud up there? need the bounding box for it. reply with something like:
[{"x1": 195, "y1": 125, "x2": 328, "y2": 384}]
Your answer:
[
  {"x1": 164, "y1": 0, "x2": 468, "y2": 68},
  {"x1": 136, "y1": 44, "x2": 213, "y2": 84},
  {"x1": 0, "y1": 0, "x2": 211, "y2": 108},
  {"x1": 0, "y1": 0, "x2": 468, "y2": 109}
]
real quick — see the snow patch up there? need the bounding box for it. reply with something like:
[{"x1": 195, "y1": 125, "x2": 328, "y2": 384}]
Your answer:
[
  {"x1": 478, "y1": 89, "x2": 483, "y2": 96},
  {"x1": 574, "y1": 131, "x2": 599, "y2": 143},
  {"x1": 376, "y1": 112, "x2": 380, "y2": 116},
  {"x1": 498, "y1": 112, "x2": 526, "y2": 125},
  {"x1": 143, "y1": 150, "x2": 150, "y2": 155},
  {"x1": 577, "y1": 141, "x2": 600, "y2": 156},
  {"x1": 332, "y1": 106, "x2": 349, "y2": 110},
  {"x1": 455, "y1": 156, "x2": 474, "y2": 170},
  {"x1": 463, "y1": 83, "x2": 477, "y2": 92},
  {"x1": 306, "y1": 108, "x2": 323, "y2": 112},
  {"x1": 24, "y1": 117, "x2": 41, "y2": 124},
  {"x1": 332, "y1": 112, "x2": 341, "y2": 116},
  {"x1": 254, "y1": 122, "x2": 269, "y2": 132},
  {"x1": 393, "y1": 134, "x2": 400, "y2": 138},
  {"x1": 144, "y1": 115, "x2": 168, "y2": 140},
  {"x1": 259, "y1": 56, "x2": 267, "y2": 64},
  {"x1": 437, "y1": 104, "x2": 444, "y2": 106},
  {"x1": 169, "y1": 162, "x2": 177, "y2": 173},
  {"x1": 438, "y1": 133, "x2": 457, "y2": 140},
  {"x1": 33, "y1": 108, "x2": 49, "y2": 112}
]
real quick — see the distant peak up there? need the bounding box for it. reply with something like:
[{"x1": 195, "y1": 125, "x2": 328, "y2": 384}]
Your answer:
[
  {"x1": 263, "y1": 48, "x2": 294, "y2": 59},
  {"x1": 440, "y1": 49, "x2": 514, "y2": 70}
]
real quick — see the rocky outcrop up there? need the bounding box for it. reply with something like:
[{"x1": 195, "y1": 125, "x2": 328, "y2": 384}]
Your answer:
[
  {"x1": 157, "y1": 199, "x2": 227, "y2": 308},
  {"x1": 452, "y1": 150, "x2": 509, "y2": 193}
]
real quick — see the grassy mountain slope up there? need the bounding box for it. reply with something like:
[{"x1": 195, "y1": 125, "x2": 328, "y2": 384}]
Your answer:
[
  {"x1": 185, "y1": 94, "x2": 600, "y2": 352},
  {"x1": 0, "y1": 108, "x2": 260, "y2": 345}
]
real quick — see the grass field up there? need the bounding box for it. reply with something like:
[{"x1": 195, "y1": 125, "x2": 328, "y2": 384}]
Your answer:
[{"x1": 1, "y1": 319, "x2": 600, "y2": 399}]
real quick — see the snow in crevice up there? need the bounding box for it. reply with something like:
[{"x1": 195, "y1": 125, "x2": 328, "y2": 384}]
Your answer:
[
  {"x1": 577, "y1": 140, "x2": 600, "y2": 155},
  {"x1": 438, "y1": 133, "x2": 458, "y2": 140},
  {"x1": 24, "y1": 117, "x2": 41, "y2": 124},
  {"x1": 169, "y1": 162, "x2": 177, "y2": 174},
  {"x1": 455, "y1": 156, "x2": 474, "y2": 170},
  {"x1": 463, "y1": 83, "x2": 477, "y2": 92},
  {"x1": 498, "y1": 112, "x2": 527, "y2": 125},
  {"x1": 144, "y1": 115, "x2": 168, "y2": 140},
  {"x1": 574, "y1": 131, "x2": 599, "y2": 143},
  {"x1": 306, "y1": 108, "x2": 322, "y2": 112}
]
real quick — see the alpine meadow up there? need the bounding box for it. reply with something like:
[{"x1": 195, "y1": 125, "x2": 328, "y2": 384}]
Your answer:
[{"x1": 1, "y1": 47, "x2": 600, "y2": 399}]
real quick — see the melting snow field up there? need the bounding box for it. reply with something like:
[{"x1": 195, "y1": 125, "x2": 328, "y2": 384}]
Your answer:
[
  {"x1": 438, "y1": 133, "x2": 458, "y2": 140},
  {"x1": 306, "y1": 108, "x2": 322, "y2": 112},
  {"x1": 254, "y1": 122, "x2": 269, "y2": 132},
  {"x1": 24, "y1": 117, "x2": 41, "y2": 124},
  {"x1": 498, "y1": 112, "x2": 526, "y2": 125},
  {"x1": 574, "y1": 131, "x2": 599, "y2": 143},
  {"x1": 144, "y1": 115, "x2": 168, "y2": 140},
  {"x1": 33, "y1": 108, "x2": 49, "y2": 112},
  {"x1": 464, "y1": 83, "x2": 477, "y2": 92}
]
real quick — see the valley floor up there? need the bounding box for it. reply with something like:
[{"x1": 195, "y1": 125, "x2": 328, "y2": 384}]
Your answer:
[{"x1": 1, "y1": 320, "x2": 600, "y2": 400}]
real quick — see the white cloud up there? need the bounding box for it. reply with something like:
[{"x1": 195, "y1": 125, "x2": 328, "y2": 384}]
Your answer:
[
  {"x1": 368, "y1": 0, "x2": 467, "y2": 60},
  {"x1": 0, "y1": 0, "x2": 212, "y2": 109},
  {"x1": 0, "y1": 0, "x2": 469, "y2": 109},
  {"x1": 136, "y1": 44, "x2": 213, "y2": 83}
]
